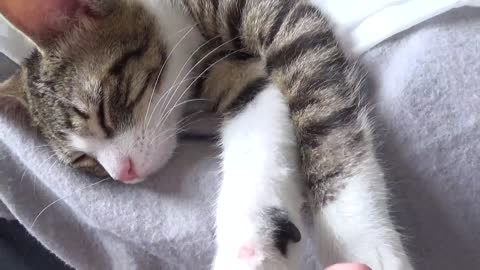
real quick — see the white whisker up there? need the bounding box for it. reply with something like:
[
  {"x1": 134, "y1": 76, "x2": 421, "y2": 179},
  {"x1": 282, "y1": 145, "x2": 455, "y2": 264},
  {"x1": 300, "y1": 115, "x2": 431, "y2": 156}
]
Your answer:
[
  {"x1": 146, "y1": 37, "x2": 239, "y2": 131},
  {"x1": 149, "y1": 128, "x2": 184, "y2": 146},
  {"x1": 21, "y1": 153, "x2": 56, "y2": 185},
  {"x1": 30, "y1": 177, "x2": 110, "y2": 230},
  {"x1": 31, "y1": 144, "x2": 50, "y2": 150},
  {"x1": 142, "y1": 77, "x2": 198, "y2": 134},
  {"x1": 149, "y1": 110, "x2": 202, "y2": 144},
  {"x1": 149, "y1": 112, "x2": 206, "y2": 145},
  {"x1": 39, "y1": 90, "x2": 77, "y2": 108},
  {"x1": 159, "y1": 35, "x2": 221, "y2": 118},
  {"x1": 151, "y1": 48, "x2": 241, "y2": 137},
  {"x1": 164, "y1": 23, "x2": 198, "y2": 41},
  {"x1": 149, "y1": 36, "x2": 220, "y2": 130},
  {"x1": 152, "y1": 98, "x2": 206, "y2": 134},
  {"x1": 144, "y1": 75, "x2": 198, "y2": 135},
  {"x1": 170, "y1": 35, "x2": 221, "y2": 88},
  {"x1": 35, "y1": 159, "x2": 59, "y2": 196},
  {"x1": 147, "y1": 128, "x2": 178, "y2": 145},
  {"x1": 144, "y1": 24, "x2": 197, "y2": 131}
]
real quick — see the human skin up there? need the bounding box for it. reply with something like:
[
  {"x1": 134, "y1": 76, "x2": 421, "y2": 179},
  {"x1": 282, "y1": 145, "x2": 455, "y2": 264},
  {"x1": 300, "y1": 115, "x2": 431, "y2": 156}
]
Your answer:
[
  {"x1": 326, "y1": 264, "x2": 372, "y2": 270},
  {"x1": 0, "y1": 0, "x2": 88, "y2": 44}
]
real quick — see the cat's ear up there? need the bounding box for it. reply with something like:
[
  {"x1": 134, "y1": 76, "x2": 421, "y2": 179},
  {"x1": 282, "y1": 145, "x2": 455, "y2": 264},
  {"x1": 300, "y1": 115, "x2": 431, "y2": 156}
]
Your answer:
[
  {"x1": 0, "y1": 71, "x2": 27, "y2": 107},
  {"x1": 0, "y1": 0, "x2": 112, "y2": 50}
]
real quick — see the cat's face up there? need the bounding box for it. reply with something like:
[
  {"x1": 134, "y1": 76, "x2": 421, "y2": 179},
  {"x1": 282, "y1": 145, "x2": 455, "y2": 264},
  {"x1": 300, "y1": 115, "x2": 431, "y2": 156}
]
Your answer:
[{"x1": 0, "y1": 0, "x2": 198, "y2": 183}]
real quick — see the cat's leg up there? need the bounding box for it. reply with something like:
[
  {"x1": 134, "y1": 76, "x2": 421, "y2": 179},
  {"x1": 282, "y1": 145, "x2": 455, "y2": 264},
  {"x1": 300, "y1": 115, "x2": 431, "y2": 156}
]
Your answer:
[
  {"x1": 213, "y1": 82, "x2": 305, "y2": 270},
  {"x1": 313, "y1": 138, "x2": 414, "y2": 269}
]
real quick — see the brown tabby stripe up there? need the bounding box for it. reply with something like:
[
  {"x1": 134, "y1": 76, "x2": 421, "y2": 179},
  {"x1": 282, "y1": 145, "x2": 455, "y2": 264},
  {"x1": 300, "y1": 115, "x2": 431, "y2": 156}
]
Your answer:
[
  {"x1": 71, "y1": 106, "x2": 90, "y2": 119},
  {"x1": 98, "y1": 91, "x2": 114, "y2": 138},
  {"x1": 108, "y1": 42, "x2": 151, "y2": 110},
  {"x1": 349, "y1": 130, "x2": 365, "y2": 147},
  {"x1": 211, "y1": 87, "x2": 230, "y2": 112},
  {"x1": 292, "y1": 56, "x2": 350, "y2": 98},
  {"x1": 230, "y1": 51, "x2": 255, "y2": 61},
  {"x1": 180, "y1": 0, "x2": 219, "y2": 38},
  {"x1": 266, "y1": 30, "x2": 333, "y2": 72},
  {"x1": 122, "y1": 75, "x2": 133, "y2": 105},
  {"x1": 210, "y1": 0, "x2": 219, "y2": 15},
  {"x1": 192, "y1": 50, "x2": 254, "y2": 101},
  {"x1": 111, "y1": 71, "x2": 126, "y2": 106},
  {"x1": 24, "y1": 50, "x2": 40, "y2": 81},
  {"x1": 62, "y1": 103, "x2": 74, "y2": 130},
  {"x1": 191, "y1": 50, "x2": 228, "y2": 100},
  {"x1": 226, "y1": 0, "x2": 246, "y2": 50},
  {"x1": 318, "y1": 169, "x2": 343, "y2": 187},
  {"x1": 263, "y1": 0, "x2": 297, "y2": 47},
  {"x1": 127, "y1": 69, "x2": 156, "y2": 109},
  {"x1": 225, "y1": 77, "x2": 269, "y2": 114},
  {"x1": 192, "y1": 73, "x2": 208, "y2": 99},
  {"x1": 178, "y1": 132, "x2": 218, "y2": 142},
  {"x1": 300, "y1": 106, "x2": 357, "y2": 147},
  {"x1": 286, "y1": 3, "x2": 323, "y2": 29},
  {"x1": 109, "y1": 45, "x2": 148, "y2": 75},
  {"x1": 289, "y1": 96, "x2": 318, "y2": 114},
  {"x1": 25, "y1": 51, "x2": 45, "y2": 98}
]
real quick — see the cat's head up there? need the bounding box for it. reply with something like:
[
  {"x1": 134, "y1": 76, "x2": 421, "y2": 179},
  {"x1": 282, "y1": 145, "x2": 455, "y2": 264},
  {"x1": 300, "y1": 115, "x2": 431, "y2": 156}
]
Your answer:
[{"x1": 0, "y1": 0, "x2": 199, "y2": 183}]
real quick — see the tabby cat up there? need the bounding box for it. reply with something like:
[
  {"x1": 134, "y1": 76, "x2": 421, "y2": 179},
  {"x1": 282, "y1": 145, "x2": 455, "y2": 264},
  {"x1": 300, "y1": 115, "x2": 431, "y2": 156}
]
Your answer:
[{"x1": 0, "y1": 0, "x2": 413, "y2": 269}]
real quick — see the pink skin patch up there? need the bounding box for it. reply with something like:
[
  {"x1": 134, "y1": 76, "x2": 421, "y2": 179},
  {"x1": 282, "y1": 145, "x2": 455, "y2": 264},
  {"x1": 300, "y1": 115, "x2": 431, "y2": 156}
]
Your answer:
[
  {"x1": 238, "y1": 245, "x2": 256, "y2": 260},
  {"x1": 0, "y1": 0, "x2": 100, "y2": 45},
  {"x1": 0, "y1": 0, "x2": 79, "y2": 36},
  {"x1": 326, "y1": 264, "x2": 372, "y2": 270}
]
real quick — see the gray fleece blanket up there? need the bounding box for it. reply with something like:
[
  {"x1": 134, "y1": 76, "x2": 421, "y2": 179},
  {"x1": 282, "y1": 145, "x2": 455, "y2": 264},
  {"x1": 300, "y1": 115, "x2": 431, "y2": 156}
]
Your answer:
[{"x1": 1, "y1": 7, "x2": 480, "y2": 270}]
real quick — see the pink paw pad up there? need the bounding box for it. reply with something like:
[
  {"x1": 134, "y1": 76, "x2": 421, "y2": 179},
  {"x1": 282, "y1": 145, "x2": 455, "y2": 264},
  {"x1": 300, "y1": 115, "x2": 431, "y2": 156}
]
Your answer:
[{"x1": 238, "y1": 245, "x2": 256, "y2": 260}]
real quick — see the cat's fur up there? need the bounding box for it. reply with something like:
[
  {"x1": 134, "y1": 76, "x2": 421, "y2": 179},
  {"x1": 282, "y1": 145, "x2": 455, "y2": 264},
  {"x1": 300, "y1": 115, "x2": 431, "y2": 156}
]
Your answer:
[{"x1": 0, "y1": 0, "x2": 413, "y2": 269}]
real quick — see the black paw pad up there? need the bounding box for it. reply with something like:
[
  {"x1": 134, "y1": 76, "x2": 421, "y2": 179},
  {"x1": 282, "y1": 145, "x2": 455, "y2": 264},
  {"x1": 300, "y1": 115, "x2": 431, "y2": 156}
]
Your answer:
[{"x1": 265, "y1": 207, "x2": 301, "y2": 257}]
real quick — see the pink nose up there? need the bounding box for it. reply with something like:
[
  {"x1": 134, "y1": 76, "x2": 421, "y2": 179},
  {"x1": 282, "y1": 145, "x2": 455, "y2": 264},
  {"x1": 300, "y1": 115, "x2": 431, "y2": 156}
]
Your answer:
[{"x1": 118, "y1": 158, "x2": 138, "y2": 182}]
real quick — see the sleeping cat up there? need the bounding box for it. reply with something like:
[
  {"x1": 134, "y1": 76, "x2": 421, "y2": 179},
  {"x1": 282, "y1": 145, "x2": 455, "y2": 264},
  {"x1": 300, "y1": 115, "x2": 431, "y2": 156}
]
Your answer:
[{"x1": 0, "y1": 0, "x2": 413, "y2": 269}]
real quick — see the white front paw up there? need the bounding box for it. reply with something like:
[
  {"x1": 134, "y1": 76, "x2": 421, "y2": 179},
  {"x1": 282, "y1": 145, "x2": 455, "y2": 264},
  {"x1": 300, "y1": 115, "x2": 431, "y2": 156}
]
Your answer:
[{"x1": 213, "y1": 207, "x2": 302, "y2": 270}]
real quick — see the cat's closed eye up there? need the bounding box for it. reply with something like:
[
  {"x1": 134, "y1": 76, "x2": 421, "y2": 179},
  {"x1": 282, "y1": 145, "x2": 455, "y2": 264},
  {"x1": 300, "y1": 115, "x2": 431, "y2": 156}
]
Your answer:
[
  {"x1": 71, "y1": 154, "x2": 108, "y2": 177},
  {"x1": 71, "y1": 107, "x2": 90, "y2": 120}
]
